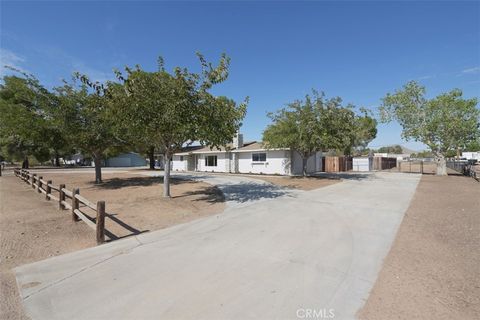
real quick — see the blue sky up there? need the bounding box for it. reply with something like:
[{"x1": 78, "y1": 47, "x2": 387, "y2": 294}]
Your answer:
[{"x1": 1, "y1": 1, "x2": 479, "y2": 151}]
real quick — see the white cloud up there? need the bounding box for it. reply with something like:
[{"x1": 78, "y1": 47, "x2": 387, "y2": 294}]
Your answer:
[
  {"x1": 418, "y1": 74, "x2": 435, "y2": 80},
  {"x1": 461, "y1": 66, "x2": 480, "y2": 74},
  {"x1": 34, "y1": 45, "x2": 115, "y2": 83},
  {"x1": 0, "y1": 48, "x2": 26, "y2": 76}
]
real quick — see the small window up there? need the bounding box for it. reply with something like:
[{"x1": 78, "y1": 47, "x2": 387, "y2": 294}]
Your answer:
[
  {"x1": 252, "y1": 153, "x2": 267, "y2": 162},
  {"x1": 205, "y1": 155, "x2": 217, "y2": 167},
  {"x1": 180, "y1": 156, "x2": 184, "y2": 161}
]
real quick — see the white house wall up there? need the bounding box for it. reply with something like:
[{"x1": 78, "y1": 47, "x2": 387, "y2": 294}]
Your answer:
[
  {"x1": 196, "y1": 153, "x2": 229, "y2": 173},
  {"x1": 291, "y1": 151, "x2": 322, "y2": 175},
  {"x1": 237, "y1": 150, "x2": 291, "y2": 175},
  {"x1": 171, "y1": 155, "x2": 187, "y2": 171}
]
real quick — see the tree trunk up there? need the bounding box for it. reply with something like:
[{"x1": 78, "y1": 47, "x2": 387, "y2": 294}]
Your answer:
[
  {"x1": 163, "y1": 153, "x2": 171, "y2": 197},
  {"x1": 94, "y1": 155, "x2": 103, "y2": 184},
  {"x1": 436, "y1": 156, "x2": 448, "y2": 176},
  {"x1": 55, "y1": 152, "x2": 60, "y2": 167},
  {"x1": 302, "y1": 156, "x2": 308, "y2": 177},
  {"x1": 22, "y1": 156, "x2": 29, "y2": 169},
  {"x1": 148, "y1": 146, "x2": 155, "y2": 170}
]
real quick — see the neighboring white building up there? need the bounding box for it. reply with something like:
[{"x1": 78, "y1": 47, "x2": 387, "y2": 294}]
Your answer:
[
  {"x1": 462, "y1": 151, "x2": 480, "y2": 160},
  {"x1": 373, "y1": 153, "x2": 410, "y2": 160},
  {"x1": 105, "y1": 152, "x2": 147, "y2": 167},
  {"x1": 171, "y1": 134, "x2": 323, "y2": 176},
  {"x1": 352, "y1": 157, "x2": 373, "y2": 172}
]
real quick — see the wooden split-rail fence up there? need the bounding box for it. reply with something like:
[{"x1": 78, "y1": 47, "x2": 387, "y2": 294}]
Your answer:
[{"x1": 13, "y1": 168, "x2": 106, "y2": 244}]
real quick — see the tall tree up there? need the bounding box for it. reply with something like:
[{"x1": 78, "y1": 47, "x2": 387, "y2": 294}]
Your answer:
[
  {"x1": 114, "y1": 54, "x2": 247, "y2": 197},
  {"x1": 377, "y1": 145, "x2": 403, "y2": 154},
  {"x1": 55, "y1": 77, "x2": 122, "y2": 183},
  {"x1": 263, "y1": 91, "x2": 375, "y2": 175},
  {"x1": 0, "y1": 71, "x2": 59, "y2": 168},
  {"x1": 348, "y1": 108, "x2": 378, "y2": 156},
  {"x1": 380, "y1": 81, "x2": 480, "y2": 175}
]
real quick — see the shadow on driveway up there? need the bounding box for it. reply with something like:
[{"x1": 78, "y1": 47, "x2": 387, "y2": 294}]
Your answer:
[{"x1": 217, "y1": 182, "x2": 294, "y2": 203}]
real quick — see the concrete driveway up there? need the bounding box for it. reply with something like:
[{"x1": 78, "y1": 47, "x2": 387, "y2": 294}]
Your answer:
[
  {"x1": 15, "y1": 172, "x2": 420, "y2": 320},
  {"x1": 140, "y1": 171, "x2": 300, "y2": 208}
]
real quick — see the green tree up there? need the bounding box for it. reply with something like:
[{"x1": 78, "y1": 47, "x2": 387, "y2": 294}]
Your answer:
[
  {"x1": 465, "y1": 138, "x2": 480, "y2": 152},
  {"x1": 55, "y1": 76, "x2": 123, "y2": 183},
  {"x1": 0, "y1": 71, "x2": 59, "y2": 168},
  {"x1": 377, "y1": 145, "x2": 403, "y2": 154},
  {"x1": 349, "y1": 108, "x2": 377, "y2": 155},
  {"x1": 380, "y1": 81, "x2": 480, "y2": 175},
  {"x1": 114, "y1": 54, "x2": 247, "y2": 197},
  {"x1": 263, "y1": 91, "x2": 374, "y2": 175}
]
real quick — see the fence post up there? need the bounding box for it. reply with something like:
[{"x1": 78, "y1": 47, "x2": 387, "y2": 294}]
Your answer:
[
  {"x1": 96, "y1": 201, "x2": 106, "y2": 244},
  {"x1": 31, "y1": 174, "x2": 36, "y2": 189},
  {"x1": 398, "y1": 161, "x2": 401, "y2": 172},
  {"x1": 46, "y1": 180, "x2": 52, "y2": 200},
  {"x1": 59, "y1": 184, "x2": 66, "y2": 210},
  {"x1": 37, "y1": 176, "x2": 43, "y2": 193},
  {"x1": 420, "y1": 161, "x2": 424, "y2": 174},
  {"x1": 72, "y1": 188, "x2": 80, "y2": 222}
]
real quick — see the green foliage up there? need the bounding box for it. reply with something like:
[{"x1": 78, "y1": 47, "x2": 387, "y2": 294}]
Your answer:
[
  {"x1": 377, "y1": 145, "x2": 403, "y2": 154},
  {"x1": 54, "y1": 77, "x2": 123, "y2": 182},
  {"x1": 465, "y1": 138, "x2": 480, "y2": 152},
  {"x1": 263, "y1": 91, "x2": 377, "y2": 174},
  {"x1": 350, "y1": 108, "x2": 378, "y2": 155},
  {"x1": 113, "y1": 53, "x2": 247, "y2": 196},
  {"x1": 381, "y1": 81, "x2": 480, "y2": 157},
  {"x1": 0, "y1": 71, "x2": 64, "y2": 166}
]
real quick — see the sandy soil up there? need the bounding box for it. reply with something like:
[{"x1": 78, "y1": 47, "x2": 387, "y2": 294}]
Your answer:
[
  {"x1": 359, "y1": 175, "x2": 480, "y2": 320},
  {"x1": 240, "y1": 175, "x2": 341, "y2": 191},
  {"x1": 1, "y1": 175, "x2": 95, "y2": 320},
  {"x1": 24, "y1": 170, "x2": 226, "y2": 240},
  {"x1": 1, "y1": 170, "x2": 225, "y2": 320}
]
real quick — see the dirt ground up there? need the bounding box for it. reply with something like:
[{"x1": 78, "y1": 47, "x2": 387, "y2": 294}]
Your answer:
[
  {"x1": 359, "y1": 175, "x2": 480, "y2": 320},
  {"x1": 23, "y1": 170, "x2": 225, "y2": 240},
  {"x1": 0, "y1": 170, "x2": 225, "y2": 320},
  {"x1": 240, "y1": 174, "x2": 341, "y2": 190},
  {"x1": 1, "y1": 175, "x2": 95, "y2": 320}
]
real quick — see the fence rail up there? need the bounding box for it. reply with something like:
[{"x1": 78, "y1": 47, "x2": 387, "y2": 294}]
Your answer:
[
  {"x1": 446, "y1": 160, "x2": 479, "y2": 182},
  {"x1": 13, "y1": 168, "x2": 106, "y2": 244}
]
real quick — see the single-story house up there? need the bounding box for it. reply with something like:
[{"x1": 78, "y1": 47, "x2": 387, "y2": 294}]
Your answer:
[{"x1": 171, "y1": 133, "x2": 323, "y2": 176}]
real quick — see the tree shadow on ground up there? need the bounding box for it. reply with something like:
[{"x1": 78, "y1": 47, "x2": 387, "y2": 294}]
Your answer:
[
  {"x1": 311, "y1": 172, "x2": 371, "y2": 180},
  {"x1": 77, "y1": 204, "x2": 149, "y2": 242},
  {"x1": 216, "y1": 182, "x2": 294, "y2": 203},
  {"x1": 93, "y1": 176, "x2": 190, "y2": 190},
  {"x1": 174, "y1": 185, "x2": 225, "y2": 203}
]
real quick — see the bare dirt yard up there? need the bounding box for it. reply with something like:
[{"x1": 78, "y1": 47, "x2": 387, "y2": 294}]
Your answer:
[
  {"x1": 240, "y1": 174, "x2": 341, "y2": 191},
  {"x1": 24, "y1": 170, "x2": 225, "y2": 239},
  {"x1": 0, "y1": 169, "x2": 225, "y2": 320},
  {"x1": 359, "y1": 174, "x2": 480, "y2": 320}
]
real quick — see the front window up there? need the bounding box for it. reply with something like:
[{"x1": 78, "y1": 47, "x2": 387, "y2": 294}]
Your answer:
[
  {"x1": 252, "y1": 153, "x2": 267, "y2": 162},
  {"x1": 180, "y1": 156, "x2": 184, "y2": 161},
  {"x1": 205, "y1": 155, "x2": 217, "y2": 167}
]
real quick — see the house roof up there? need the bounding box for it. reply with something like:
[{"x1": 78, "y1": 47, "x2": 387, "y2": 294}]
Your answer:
[
  {"x1": 233, "y1": 142, "x2": 289, "y2": 153},
  {"x1": 174, "y1": 141, "x2": 259, "y2": 155}
]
